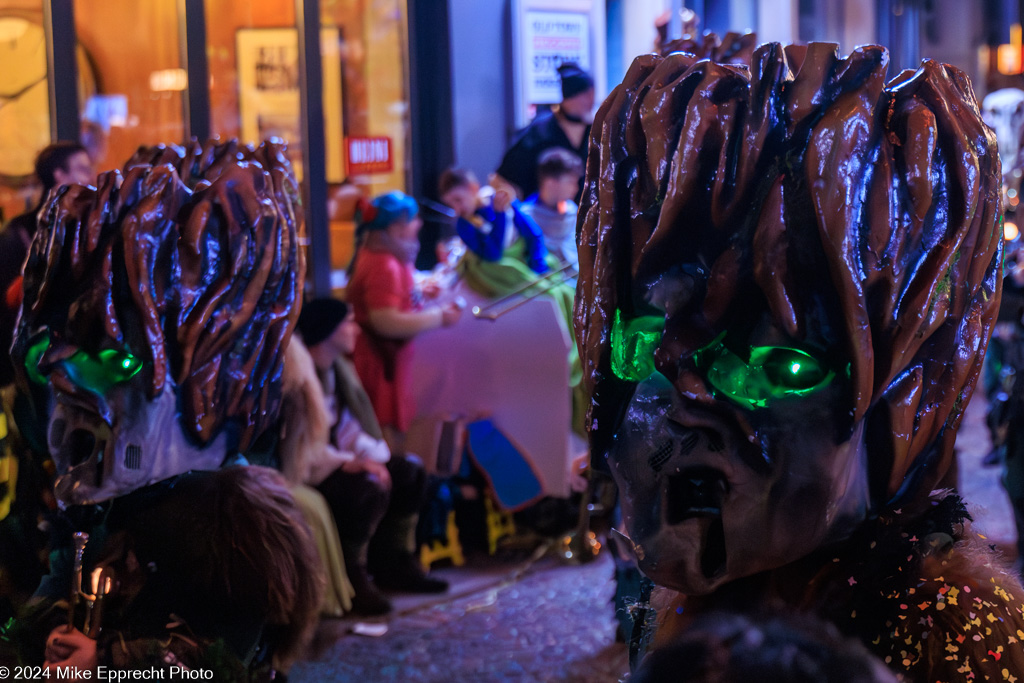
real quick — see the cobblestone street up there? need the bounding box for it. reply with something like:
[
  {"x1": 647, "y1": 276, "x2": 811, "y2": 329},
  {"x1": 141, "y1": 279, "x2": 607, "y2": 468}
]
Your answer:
[
  {"x1": 291, "y1": 549, "x2": 629, "y2": 682},
  {"x1": 290, "y1": 395, "x2": 1019, "y2": 683}
]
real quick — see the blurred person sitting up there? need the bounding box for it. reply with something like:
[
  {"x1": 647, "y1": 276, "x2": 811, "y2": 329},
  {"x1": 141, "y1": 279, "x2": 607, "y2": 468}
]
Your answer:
[
  {"x1": 0, "y1": 142, "x2": 92, "y2": 386},
  {"x1": 346, "y1": 192, "x2": 462, "y2": 451},
  {"x1": 496, "y1": 62, "x2": 594, "y2": 200},
  {"x1": 274, "y1": 338, "x2": 356, "y2": 618},
  {"x1": 439, "y1": 168, "x2": 585, "y2": 435},
  {"x1": 519, "y1": 147, "x2": 584, "y2": 281},
  {"x1": 439, "y1": 167, "x2": 548, "y2": 276},
  {"x1": 297, "y1": 298, "x2": 449, "y2": 616}
]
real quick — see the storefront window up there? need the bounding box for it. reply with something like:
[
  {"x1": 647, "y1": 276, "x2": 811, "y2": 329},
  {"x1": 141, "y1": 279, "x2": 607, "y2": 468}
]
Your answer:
[
  {"x1": 0, "y1": 0, "x2": 410, "y2": 288},
  {"x1": 75, "y1": 0, "x2": 185, "y2": 173},
  {"x1": 206, "y1": 2, "x2": 300, "y2": 151},
  {"x1": 0, "y1": 2, "x2": 45, "y2": 224},
  {"x1": 321, "y1": 0, "x2": 411, "y2": 279},
  {"x1": 0, "y1": 0, "x2": 96, "y2": 224},
  {"x1": 207, "y1": 0, "x2": 410, "y2": 281}
]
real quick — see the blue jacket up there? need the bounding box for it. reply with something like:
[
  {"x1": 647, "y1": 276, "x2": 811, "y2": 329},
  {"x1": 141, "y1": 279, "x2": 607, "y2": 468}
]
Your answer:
[{"x1": 456, "y1": 201, "x2": 549, "y2": 274}]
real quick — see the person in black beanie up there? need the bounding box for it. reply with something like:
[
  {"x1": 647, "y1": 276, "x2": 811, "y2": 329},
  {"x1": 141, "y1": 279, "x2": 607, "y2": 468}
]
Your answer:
[
  {"x1": 295, "y1": 298, "x2": 448, "y2": 616},
  {"x1": 496, "y1": 61, "x2": 594, "y2": 200}
]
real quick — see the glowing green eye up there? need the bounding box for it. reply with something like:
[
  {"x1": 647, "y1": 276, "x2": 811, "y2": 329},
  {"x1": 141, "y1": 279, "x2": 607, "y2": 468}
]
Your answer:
[
  {"x1": 610, "y1": 310, "x2": 663, "y2": 382},
  {"x1": 24, "y1": 334, "x2": 50, "y2": 385},
  {"x1": 96, "y1": 349, "x2": 143, "y2": 381},
  {"x1": 60, "y1": 348, "x2": 142, "y2": 395},
  {"x1": 695, "y1": 338, "x2": 835, "y2": 409},
  {"x1": 752, "y1": 347, "x2": 830, "y2": 391},
  {"x1": 20, "y1": 331, "x2": 142, "y2": 393}
]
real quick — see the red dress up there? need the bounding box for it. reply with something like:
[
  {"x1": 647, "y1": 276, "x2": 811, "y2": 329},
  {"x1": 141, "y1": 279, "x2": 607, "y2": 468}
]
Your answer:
[{"x1": 347, "y1": 246, "x2": 417, "y2": 431}]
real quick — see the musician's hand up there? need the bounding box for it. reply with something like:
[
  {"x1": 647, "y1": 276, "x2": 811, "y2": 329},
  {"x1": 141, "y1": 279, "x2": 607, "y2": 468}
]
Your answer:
[
  {"x1": 45, "y1": 626, "x2": 97, "y2": 679},
  {"x1": 493, "y1": 188, "x2": 512, "y2": 213},
  {"x1": 569, "y1": 451, "x2": 591, "y2": 493},
  {"x1": 440, "y1": 303, "x2": 463, "y2": 327}
]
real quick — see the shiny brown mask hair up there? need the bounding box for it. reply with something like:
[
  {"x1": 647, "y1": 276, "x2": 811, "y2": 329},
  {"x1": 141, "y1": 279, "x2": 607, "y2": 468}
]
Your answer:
[
  {"x1": 14, "y1": 140, "x2": 304, "y2": 452},
  {"x1": 575, "y1": 43, "x2": 1002, "y2": 510},
  {"x1": 660, "y1": 30, "x2": 757, "y2": 65}
]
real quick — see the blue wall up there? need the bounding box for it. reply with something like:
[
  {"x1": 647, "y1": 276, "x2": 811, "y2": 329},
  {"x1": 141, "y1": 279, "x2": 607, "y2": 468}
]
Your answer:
[{"x1": 449, "y1": 0, "x2": 514, "y2": 182}]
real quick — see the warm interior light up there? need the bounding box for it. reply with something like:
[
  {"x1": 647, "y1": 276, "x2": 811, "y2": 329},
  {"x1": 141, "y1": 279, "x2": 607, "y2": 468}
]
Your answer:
[
  {"x1": 1006, "y1": 220, "x2": 1019, "y2": 241},
  {"x1": 997, "y1": 44, "x2": 1022, "y2": 74},
  {"x1": 998, "y1": 24, "x2": 1024, "y2": 75},
  {"x1": 149, "y1": 68, "x2": 188, "y2": 92},
  {"x1": 0, "y1": 18, "x2": 30, "y2": 42}
]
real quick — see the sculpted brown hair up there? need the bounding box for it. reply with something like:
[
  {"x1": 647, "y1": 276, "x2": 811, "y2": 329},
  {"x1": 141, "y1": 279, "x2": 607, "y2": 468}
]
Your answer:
[
  {"x1": 575, "y1": 43, "x2": 1002, "y2": 508},
  {"x1": 15, "y1": 140, "x2": 304, "y2": 451}
]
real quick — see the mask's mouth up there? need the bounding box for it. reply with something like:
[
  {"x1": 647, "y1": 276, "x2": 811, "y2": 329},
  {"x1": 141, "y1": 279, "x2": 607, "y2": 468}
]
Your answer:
[
  {"x1": 63, "y1": 428, "x2": 98, "y2": 469},
  {"x1": 666, "y1": 466, "x2": 729, "y2": 580},
  {"x1": 666, "y1": 466, "x2": 728, "y2": 520},
  {"x1": 49, "y1": 402, "x2": 111, "y2": 482}
]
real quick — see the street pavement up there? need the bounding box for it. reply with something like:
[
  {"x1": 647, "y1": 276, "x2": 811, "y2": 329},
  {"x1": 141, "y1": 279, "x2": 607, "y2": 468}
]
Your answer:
[
  {"x1": 290, "y1": 394, "x2": 1018, "y2": 683},
  {"x1": 291, "y1": 548, "x2": 629, "y2": 682}
]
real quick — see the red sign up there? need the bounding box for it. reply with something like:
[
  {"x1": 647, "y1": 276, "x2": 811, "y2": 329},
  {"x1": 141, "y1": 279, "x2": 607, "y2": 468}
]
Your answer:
[{"x1": 346, "y1": 136, "x2": 393, "y2": 175}]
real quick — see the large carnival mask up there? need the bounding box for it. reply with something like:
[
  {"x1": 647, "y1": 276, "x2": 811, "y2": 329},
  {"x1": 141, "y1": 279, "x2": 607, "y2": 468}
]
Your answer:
[
  {"x1": 575, "y1": 44, "x2": 1002, "y2": 594},
  {"x1": 12, "y1": 140, "x2": 303, "y2": 505}
]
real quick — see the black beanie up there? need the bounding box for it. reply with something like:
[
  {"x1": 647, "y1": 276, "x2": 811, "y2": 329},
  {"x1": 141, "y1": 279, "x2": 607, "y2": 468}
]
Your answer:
[
  {"x1": 557, "y1": 62, "x2": 593, "y2": 100},
  {"x1": 297, "y1": 297, "x2": 350, "y2": 348}
]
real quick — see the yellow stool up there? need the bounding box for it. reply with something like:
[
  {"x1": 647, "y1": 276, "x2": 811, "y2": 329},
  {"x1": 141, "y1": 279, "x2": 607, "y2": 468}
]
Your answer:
[
  {"x1": 420, "y1": 510, "x2": 465, "y2": 569},
  {"x1": 485, "y1": 497, "x2": 516, "y2": 555}
]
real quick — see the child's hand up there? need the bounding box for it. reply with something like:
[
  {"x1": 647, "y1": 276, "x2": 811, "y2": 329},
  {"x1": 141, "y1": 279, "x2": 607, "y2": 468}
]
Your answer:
[
  {"x1": 421, "y1": 281, "x2": 442, "y2": 299},
  {"x1": 440, "y1": 302, "x2": 463, "y2": 327},
  {"x1": 493, "y1": 188, "x2": 512, "y2": 213}
]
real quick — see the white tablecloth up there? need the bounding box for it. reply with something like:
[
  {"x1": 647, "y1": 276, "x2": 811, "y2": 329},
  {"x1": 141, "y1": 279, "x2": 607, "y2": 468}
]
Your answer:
[{"x1": 405, "y1": 282, "x2": 581, "y2": 497}]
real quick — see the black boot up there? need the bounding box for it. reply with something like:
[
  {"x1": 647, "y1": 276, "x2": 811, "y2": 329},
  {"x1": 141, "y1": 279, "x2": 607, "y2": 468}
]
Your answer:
[
  {"x1": 371, "y1": 552, "x2": 448, "y2": 594},
  {"x1": 348, "y1": 563, "x2": 393, "y2": 615},
  {"x1": 343, "y1": 540, "x2": 392, "y2": 616},
  {"x1": 369, "y1": 508, "x2": 449, "y2": 594}
]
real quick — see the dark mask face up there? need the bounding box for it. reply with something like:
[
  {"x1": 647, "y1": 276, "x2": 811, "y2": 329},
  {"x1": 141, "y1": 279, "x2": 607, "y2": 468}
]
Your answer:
[
  {"x1": 11, "y1": 141, "x2": 305, "y2": 504},
  {"x1": 575, "y1": 45, "x2": 1002, "y2": 595},
  {"x1": 23, "y1": 328, "x2": 224, "y2": 507},
  {"x1": 607, "y1": 292, "x2": 869, "y2": 594}
]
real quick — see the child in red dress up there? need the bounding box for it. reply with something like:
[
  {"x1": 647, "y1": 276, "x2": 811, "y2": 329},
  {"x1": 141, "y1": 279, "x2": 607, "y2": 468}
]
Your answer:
[{"x1": 346, "y1": 191, "x2": 462, "y2": 448}]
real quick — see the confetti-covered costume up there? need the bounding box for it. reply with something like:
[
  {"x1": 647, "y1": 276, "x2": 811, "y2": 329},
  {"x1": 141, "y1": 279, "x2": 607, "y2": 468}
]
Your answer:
[
  {"x1": 815, "y1": 498, "x2": 1024, "y2": 680},
  {"x1": 574, "y1": 43, "x2": 1023, "y2": 680},
  {"x1": 651, "y1": 495, "x2": 1024, "y2": 681}
]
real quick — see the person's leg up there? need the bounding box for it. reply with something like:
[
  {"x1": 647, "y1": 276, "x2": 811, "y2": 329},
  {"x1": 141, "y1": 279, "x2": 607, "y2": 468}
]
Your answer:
[
  {"x1": 316, "y1": 467, "x2": 392, "y2": 614},
  {"x1": 382, "y1": 425, "x2": 406, "y2": 455},
  {"x1": 369, "y1": 454, "x2": 448, "y2": 593}
]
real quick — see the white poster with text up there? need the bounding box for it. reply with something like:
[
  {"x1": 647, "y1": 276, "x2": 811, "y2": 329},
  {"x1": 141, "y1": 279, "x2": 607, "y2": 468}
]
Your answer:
[{"x1": 523, "y1": 11, "x2": 590, "y2": 104}]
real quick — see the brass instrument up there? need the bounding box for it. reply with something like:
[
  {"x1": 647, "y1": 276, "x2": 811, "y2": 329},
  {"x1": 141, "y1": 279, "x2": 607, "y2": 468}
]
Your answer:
[
  {"x1": 66, "y1": 532, "x2": 113, "y2": 637},
  {"x1": 67, "y1": 532, "x2": 88, "y2": 632},
  {"x1": 559, "y1": 471, "x2": 602, "y2": 564},
  {"x1": 85, "y1": 567, "x2": 113, "y2": 638},
  {"x1": 471, "y1": 262, "x2": 575, "y2": 321}
]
